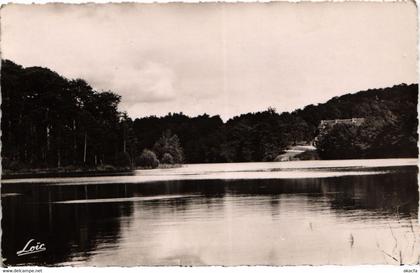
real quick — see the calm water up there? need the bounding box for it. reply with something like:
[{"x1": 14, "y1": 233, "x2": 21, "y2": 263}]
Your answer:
[{"x1": 2, "y1": 159, "x2": 419, "y2": 266}]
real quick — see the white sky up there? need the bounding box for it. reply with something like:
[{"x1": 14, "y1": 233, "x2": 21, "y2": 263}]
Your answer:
[{"x1": 1, "y1": 2, "x2": 417, "y2": 120}]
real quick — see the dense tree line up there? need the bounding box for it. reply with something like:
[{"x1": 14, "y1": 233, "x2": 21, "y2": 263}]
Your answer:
[
  {"x1": 1, "y1": 60, "x2": 131, "y2": 170},
  {"x1": 1, "y1": 60, "x2": 418, "y2": 172},
  {"x1": 131, "y1": 84, "x2": 418, "y2": 162},
  {"x1": 311, "y1": 84, "x2": 418, "y2": 159},
  {"x1": 131, "y1": 109, "x2": 314, "y2": 163},
  {"x1": 315, "y1": 115, "x2": 418, "y2": 159}
]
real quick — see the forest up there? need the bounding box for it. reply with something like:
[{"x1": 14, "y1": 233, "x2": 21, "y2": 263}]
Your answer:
[{"x1": 1, "y1": 59, "x2": 418, "y2": 174}]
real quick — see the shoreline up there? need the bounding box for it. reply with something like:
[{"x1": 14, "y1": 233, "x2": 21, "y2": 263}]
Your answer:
[
  {"x1": 1, "y1": 164, "x2": 184, "y2": 180},
  {"x1": 1, "y1": 168, "x2": 135, "y2": 180},
  {"x1": 1, "y1": 158, "x2": 417, "y2": 181}
]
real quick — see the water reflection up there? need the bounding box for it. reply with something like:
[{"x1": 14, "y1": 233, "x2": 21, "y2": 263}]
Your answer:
[{"x1": 2, "y1": 165, "x2": 419, "y2": 266}]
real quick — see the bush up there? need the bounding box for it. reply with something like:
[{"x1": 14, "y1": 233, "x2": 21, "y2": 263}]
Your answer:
[
  {"x1": 115, "y1": 151, "x2": 132, "y2": 168},
  {"x1": 161, "y1": 153, "x2": 174, "y2": 164},
  {"x1": 4, "y1": 159, "x2": 28, "y2": 171},
  {"x1": 135, "y1": 149, "x2": 159, "y2": 169},
  {"x1": 153, "y1": 131, "x2": 184, "y2": 164}
]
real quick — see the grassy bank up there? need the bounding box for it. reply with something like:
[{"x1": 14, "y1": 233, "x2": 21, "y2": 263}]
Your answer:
[
  {"x1": 2, "y1": 164, "x2": 184, "y2": 179},
  {"x1": 2, "y1": 166, "x2": 134, "y2": 180}
]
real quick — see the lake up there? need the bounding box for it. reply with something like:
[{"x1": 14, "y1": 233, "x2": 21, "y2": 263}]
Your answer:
[{"x1": 2, "y1": 158, "x2": 419, "y2": 266}]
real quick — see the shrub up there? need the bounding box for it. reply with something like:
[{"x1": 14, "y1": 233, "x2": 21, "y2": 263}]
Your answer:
[
  {"x1": 115, "y1": 151, "x2": 132, "y2": 168},
  {"x1": 135, "y1": 149, "x2": 159, "y2": 169},
  {"x1": 161, "y1": 153, "x2": 174, "y2": 164},
  {"x1": 5, "y1": 160, "x2": 28, "y2": 171},
  {"x1": 153, "y1": 131, "x2": 184, "y2": 164}
]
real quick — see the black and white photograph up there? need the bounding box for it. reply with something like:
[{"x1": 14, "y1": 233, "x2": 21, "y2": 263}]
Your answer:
[{"x1": 0, "y1": 1, "x2": 419, "y2": 268}]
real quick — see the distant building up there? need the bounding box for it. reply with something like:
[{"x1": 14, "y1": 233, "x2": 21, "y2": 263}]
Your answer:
[
  {"x1": 314, "y1": 118, "x2": 365, "y2": 146},
  {"x1": 318, "y1": 118, "x2": 365, "y2": 130}
]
